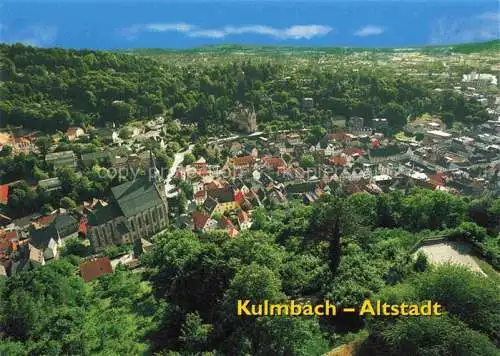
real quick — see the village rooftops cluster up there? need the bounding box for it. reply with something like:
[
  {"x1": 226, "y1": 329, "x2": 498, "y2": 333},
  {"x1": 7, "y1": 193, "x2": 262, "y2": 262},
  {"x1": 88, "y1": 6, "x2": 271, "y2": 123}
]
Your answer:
[
  {"x1": 0, "y1": 207, "x2": 86, "y2": 277},
  {"x1": 170, "y1": 113, "x2": 499, "y2": 234}
]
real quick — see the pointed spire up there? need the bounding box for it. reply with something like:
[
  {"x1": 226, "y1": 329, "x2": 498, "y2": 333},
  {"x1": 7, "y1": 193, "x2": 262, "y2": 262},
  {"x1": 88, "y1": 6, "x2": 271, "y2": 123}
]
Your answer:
[{"x1": 150, "y1": 151, "x2": 161, "y2": 182}]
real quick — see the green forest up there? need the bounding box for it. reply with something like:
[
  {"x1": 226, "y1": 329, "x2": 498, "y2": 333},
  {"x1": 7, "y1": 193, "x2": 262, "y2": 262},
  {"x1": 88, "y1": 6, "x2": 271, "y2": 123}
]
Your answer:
[
  {"x1": 1, "y1": 189, "x2": 499, "y2": 355},
  {"x1": 0, "y1": 44, "x2": 491, "y2": 134}
]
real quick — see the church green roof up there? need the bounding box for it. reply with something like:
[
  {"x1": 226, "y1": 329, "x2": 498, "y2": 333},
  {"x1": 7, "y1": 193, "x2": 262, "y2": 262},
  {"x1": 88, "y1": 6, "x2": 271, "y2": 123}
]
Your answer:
[
  {"x1": 88, "y1": 202, "x2": 122, "y2": 226},
  {"x1": 369, "y1": 145, "x2": 404, "y2": 158},
  {"x1": 111, "y1": 177, "x2": 164, "y2": 217}
]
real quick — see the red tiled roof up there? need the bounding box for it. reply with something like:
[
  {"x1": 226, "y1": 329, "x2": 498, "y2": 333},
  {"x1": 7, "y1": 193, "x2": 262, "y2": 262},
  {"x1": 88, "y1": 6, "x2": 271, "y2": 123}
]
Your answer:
[
  {"x1": 263, "y1": 156, "x2": 286, "y2": 169},
  {"x1": 192, "y1": 211, "x2": 210, "y2": 230},
  {"x1": 79, "y1": 219, "x2": 87, "y2": 236},
  {"x1": 196, "y1": 169, "x2": 209, "y2": 176},
  {"x1": 343, "y1": 147, "x2": 365, "y2": 156},
  {"x1": 14, "y1": 137, "x2": 31, "y2": 144},
  {"x1": 220, "y1": 216, "x2": 234, "y2": 229},
  {"x1": 206, "y1": 182, "x2": 234, "y2": 203},
  {"x1": 205, "y1": 180, "x2": 223, "y2": 191},
  {"x1": 33, "y1": 214, "x2": 57, "y2": 228},
  {"x1": 220, "y1": 217, "x2": 239, "y2": 237},
  {"x1": 330, "y1": 156, "x2": 348, "y2": 166},
  {"x1": 193, "y1": 158, "x2": 207, "y2": 167},
  {"x1": 79, "y1": 257, "x2": 113, "y2": 282},
  {"x1": 230, "y1": 156, "x2": 255, "y2": 166},
  {"x1": 237, "y1": 211, "x2": 249, "y2": 224},
  {"x1": 66, "y1": 127, "x2": 81, "y2": 135},
  {"x1": 194, "y1": 190, "x2": 206, "y2": 200},
  {"x1": 4, "y1": 230, "x2": 18, "y2": 241},
  {"x1": 0, "y1": 185, "x2": 9, "y2": 205},
  {"x1": 429, "y1": 172, "x2": 448, "y2": 187},
  {"x1": 235, "y1": 190, "x2": 245, "y2": 203},
  {"x1": 328, "y1": 132, "x2": 349, "y2": 141}
]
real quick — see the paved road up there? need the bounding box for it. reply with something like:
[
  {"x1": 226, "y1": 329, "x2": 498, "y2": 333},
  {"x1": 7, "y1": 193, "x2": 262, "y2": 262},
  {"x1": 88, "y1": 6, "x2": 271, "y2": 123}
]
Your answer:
[
  {"x1": 164, "y1": 144, "x2": 194, "y2": 198},
  {"x1": 163, "y1": 135, "x2": 244, "y2": 197}
]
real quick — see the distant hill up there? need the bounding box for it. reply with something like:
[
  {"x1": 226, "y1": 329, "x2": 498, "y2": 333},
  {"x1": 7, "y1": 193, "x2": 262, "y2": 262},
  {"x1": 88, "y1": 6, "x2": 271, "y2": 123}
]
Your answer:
[
  {"x1": 118, "y1": 40, "x2": 500, "y2": 56},
  {"x1": 422, "y1": 40, "x2": 500, "y2": 54}
]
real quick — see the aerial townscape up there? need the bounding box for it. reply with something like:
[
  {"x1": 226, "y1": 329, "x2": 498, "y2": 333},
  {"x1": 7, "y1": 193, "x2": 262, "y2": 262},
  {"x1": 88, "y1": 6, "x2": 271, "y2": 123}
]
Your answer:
[{"x1": 0, "y1": 40, "x2": 499, "y2": 355}]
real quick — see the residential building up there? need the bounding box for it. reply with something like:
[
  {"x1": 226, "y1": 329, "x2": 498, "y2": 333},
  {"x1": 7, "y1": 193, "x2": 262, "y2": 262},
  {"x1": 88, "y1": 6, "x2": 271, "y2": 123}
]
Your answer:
[
  {"x1": 286, "y1": 133, "x2": 303, "y2": 145},
  {"x1": 29, "y1": 213, "x2": 79, "y2": 260},
  {"x1": 38, "y1": 178, "x2": 62, "y2": 192},
  {"x1": 219, "y1": 216, "x2": 239, "y2": 237},
  {"x1": 79, "y1": 257, "x2": 113, "y2": 282},
  {"x1": 368, "y1": 145, "x2": 410, "y2": 163},
  {"x1": 228, "y1": 156, "x2": 256, "y2": 173},
  {"x1": 192, "y1": 211, "x2": 218, "y2": 232},
  {"x1": 238, "y1": 211, "x2": 252, "y2": 230},
  {"x1": 0, "y1": 184, "x2": 8, "y2": 205},
  {"x1": 29, "y1": 244, "x2": 45, "y2": 266},
  {"x1": 66, "y1": 127, "x2": 85, "y2": 141},
  {"x1": 262, "y1": 156, "x2": 287, "y2": 171},
  {"x1": 194, "y1": 190, "x2": 207, "y2": 205}
]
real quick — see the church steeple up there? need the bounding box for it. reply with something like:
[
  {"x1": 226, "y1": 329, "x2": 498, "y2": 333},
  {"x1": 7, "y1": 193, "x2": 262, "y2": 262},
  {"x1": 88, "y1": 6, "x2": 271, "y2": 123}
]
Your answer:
[{"x1": 149, "y1": 151, "x2": 161, "y2": 182}]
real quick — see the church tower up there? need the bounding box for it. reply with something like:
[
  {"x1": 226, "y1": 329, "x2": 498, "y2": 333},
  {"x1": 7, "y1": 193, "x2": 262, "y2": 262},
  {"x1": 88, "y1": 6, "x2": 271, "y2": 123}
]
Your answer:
[
  {"x1": 149, "y1": 151, "x2": 168, "y2": 207},
  {"x1": 149, "y1": 151, "x2": 161, "y2": 182}
]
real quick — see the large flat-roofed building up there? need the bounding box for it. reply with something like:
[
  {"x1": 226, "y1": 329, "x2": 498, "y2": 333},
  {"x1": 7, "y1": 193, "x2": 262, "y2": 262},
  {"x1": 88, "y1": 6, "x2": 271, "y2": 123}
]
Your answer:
[
  {"x1": 45, "y1": 150, "x2": 77, "y2": 170},
  {"x1": 348, "y1": 116, "x2": 364, "y2": 130},
  {"x1": 423, "y1": 130, "x2": 452, "y2": 145},
  {"x1": 462, "y1": 72, "x2": 498, "y2": 90},
  {"x1": 87, "y1": 155, "x2": 168, "y2": 252}
]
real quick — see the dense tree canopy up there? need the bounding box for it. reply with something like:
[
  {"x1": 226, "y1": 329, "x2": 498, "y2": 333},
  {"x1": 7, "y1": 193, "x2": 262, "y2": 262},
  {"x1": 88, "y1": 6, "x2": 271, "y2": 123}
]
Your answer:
[
  {"x1": 1, "y1": 187, "x2": 499, "y2": 354},
  {"x1": 0, "y1": 44, "x2": 491, "y2": 134},
  {"x1": 0, "y1": 260, "x2": 157, "y2": 355}
]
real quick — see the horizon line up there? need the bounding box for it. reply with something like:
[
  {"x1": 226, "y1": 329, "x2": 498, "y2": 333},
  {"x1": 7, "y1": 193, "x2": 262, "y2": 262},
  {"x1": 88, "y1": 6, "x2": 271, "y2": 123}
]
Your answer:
[{"x1": 2, "y1": 39, "x2": 498, "y2": 52}]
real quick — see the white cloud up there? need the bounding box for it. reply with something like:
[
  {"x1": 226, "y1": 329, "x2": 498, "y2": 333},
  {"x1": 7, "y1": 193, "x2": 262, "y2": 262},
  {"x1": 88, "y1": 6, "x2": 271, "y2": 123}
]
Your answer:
[
  {"x1": 121, "y1": 23, "x2": 333, "y2": 40},
  {"x1": 189, "y1": 29, "x2": 227, "y2": 38},
  {"x1": 281, "y1": 25, "x2": 332, "y2": 39},
  {"x1": 353, "y1": 25, "x2": 385, "y2": 37},
  {"x1": 146, "y1": 23, "x2": 194, "y2": 33},
  {"x1": 220, "y1": 25, "x2": 331, "y2": 39}
]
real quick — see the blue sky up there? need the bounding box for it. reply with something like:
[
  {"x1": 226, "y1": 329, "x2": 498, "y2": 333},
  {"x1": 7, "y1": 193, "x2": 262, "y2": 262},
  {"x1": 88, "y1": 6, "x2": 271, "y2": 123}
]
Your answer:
[{"x1": 0, "y1": 1, "x2": 498, "y2": 49}]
